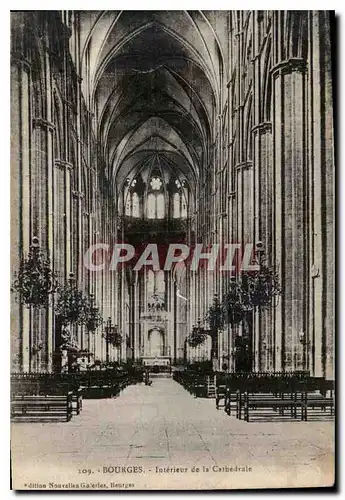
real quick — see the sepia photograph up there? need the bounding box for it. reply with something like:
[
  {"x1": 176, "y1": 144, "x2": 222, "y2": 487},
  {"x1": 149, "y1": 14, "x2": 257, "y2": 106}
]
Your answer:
[{"x1": 10, "y1": 9, "x2": 335, "y2": 490}]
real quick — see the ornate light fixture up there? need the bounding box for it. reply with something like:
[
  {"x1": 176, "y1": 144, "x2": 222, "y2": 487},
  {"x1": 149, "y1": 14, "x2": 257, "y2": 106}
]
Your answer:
[
  {"x1": 31, "y1": 342, "x2": 44, "y2": 356},
  {"x1": 11, "y1": 236, "x2": 58, "y2": 308},
  {"x1": 241, "y1": 241, "x2": 281, "y2": 310},
  {"x1": 205, "y1": 293, "x2": 224, "y2": 331},
  {"x1": 222, "y1": 242, "x2": 281, "y2": 324},
  {"x1": 102, "y1": 318, "x2": 122, "y2": 348},
  {"x1": 54, "y1": 273, "x2": 90, "y2": 326},
  {"x1": 299, "y1": 331, "x2": 311, "y2": 349},
  {"x1": 298, "y1": 330, "x2": 311, "y2": 371},
  {"x1": 205, "y1": 294, "x2": 224, "y2": 359},
  {"x1": 114, "y1": 327, "x2": 123, "y2": 348},
  {"x1": 222, "y1": 278, "x2": 247, "y2": 326},
  {"x1": 85, "y1": 293, "x2": 103, "y2": 332},
  {"x1": 187, "y1": 318, "x2": 207, "y2": 347},
  {"x1": 103, "y1": 317, "x2": 114, "y2": 363}
]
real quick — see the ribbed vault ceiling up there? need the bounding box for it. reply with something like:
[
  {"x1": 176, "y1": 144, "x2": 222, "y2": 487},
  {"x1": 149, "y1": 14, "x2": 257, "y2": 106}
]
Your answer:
[{"x1": 77, "y1": 11, "x2": 226, "y2": 195}]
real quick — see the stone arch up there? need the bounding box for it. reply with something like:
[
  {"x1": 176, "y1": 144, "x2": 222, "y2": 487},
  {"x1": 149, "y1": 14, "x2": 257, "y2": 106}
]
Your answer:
[
  {"x1": 148, "y1": 327, "x2": 165, "y2": 357},
  {"x1": 261, "y1": 37, "x2": 272, "y2": 123},
  {"x1": 52, "y1": 89, "x2": 64, "y2": 160}
]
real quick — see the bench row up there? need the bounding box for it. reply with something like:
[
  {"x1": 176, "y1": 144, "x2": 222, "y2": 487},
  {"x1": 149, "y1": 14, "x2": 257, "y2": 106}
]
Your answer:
[
  {"x1": 10, "y1": 370, "x2": 142, "y2": 422},
  {"x1": 11, "y1": 393, "x2": 75, "y2": 423},
  {"x1": 174, "y1": 371, "x2": 334, "y2": 398},
  {"x1": 217, "y1": 388, "x2": 334, "y2": 422}
]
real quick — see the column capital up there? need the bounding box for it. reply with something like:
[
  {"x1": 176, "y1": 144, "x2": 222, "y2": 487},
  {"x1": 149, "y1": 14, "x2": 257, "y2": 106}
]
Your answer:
[
  {"x1": 33, "y1": 117, "x2": 55, "y2": 131},
  {"x1": 235, "y1": 161, "x2": 253, "y2": 171},
  {"x1": 251, "y1": 122, "x2": 272, "y2": 135},
  {"x1": 62, "y1": 97, "x2": 78, "y2": 114},
  {"x1": 217, "y1": 167, "x2": 225, "y2": 175},
  {"x1": 54, "y1": 159, "x2": 73, "y2": 170},
  {"x1": 36, "y1": 32, "x2": 51, "y2": 54},
  {"x1": 271, "y1": 58, "x2": 307, "y2": 78},
  {"x1": 226, "y1": 73, "x2": 236, "y2": 88},
  {"x1": 72, "y1": 190, "x2": 85, "y2": 200},
  {"x1": 11, "y1": 53, "x2": 31, "y2": 71},
  {"x1": 251, "y1": 54, "x2": 260, "y2": 63},
  {"x1": 62, "y1": 24, "x2": 73, "y2": 40}
]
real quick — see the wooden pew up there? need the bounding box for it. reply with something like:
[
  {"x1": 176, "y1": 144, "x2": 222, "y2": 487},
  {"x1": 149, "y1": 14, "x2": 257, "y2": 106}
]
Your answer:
[
  {"x1": 11, "y1": 392, "x2": 73, "y2": 422},
  {"x1": 300, "y1": 381, "x2": 335, "y2": 421},
  {"x1": 224, "y1": 388, "x2": 238, "y2": 415},
  {"x1": 11, "y1": 375, "x2": 82, "y2": 416},
  {"x1": 242, "y1": 392, "x2": 300, "y2": 422},
  {"x1": 215, "y1": 384, "x2": 227, "y2": 409},
  {"x1": 174, "y1": 371, "x2": 211, "y2": 398},
  {"x1": 219, "y1": 373, "x2": 309, "y2": 420},
  {"x1": 55, "y1": 374, "x2": 83, "y2": 414},
  {"x1": 78, "y1": 370, "x2": 131, "y2": 399},
  {"x1": 231, "y1": 376, "x2": 334, "y2": 422}
]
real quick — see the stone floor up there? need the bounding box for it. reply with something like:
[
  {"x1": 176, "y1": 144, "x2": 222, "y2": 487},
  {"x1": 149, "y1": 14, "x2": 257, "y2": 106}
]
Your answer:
[{"x1": 11, "y1": 378, "x2": 334, "y2": 490}]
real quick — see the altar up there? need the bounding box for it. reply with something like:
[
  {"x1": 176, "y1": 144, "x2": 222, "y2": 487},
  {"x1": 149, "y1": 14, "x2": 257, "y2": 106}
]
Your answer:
[{"x1": 141, "y1": 356, "x2": 171, "y2": 371}]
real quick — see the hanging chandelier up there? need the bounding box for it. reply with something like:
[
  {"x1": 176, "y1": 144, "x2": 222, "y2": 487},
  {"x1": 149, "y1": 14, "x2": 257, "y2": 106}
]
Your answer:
[
  {"x1": 11, "y1": 236, "x2": 58, "y2": 308},
  {"x1": 102, "y1": 317, "x2": 122, "y2": 347},
  {"x1": 239, "y1": 265, "x2": 281, "y2": 310},
  {"x1": 205, "y1": 293, "x2": 224, "y2": 331},
  {"x1": 238, "y1": 242, "x2": 281, "y2": 310},
  {"x1": 187, "y1": 319, "x2": 207, "y2": 347},
  {"x1": 54, "y1": 273, "x2": 90, "y2": 327},
  {"x1": 85, "y1": 293, "x2": 103, "y2": 332},
  {"x1": 222, "y1": 242, "x2": 281, "y2": 324}
]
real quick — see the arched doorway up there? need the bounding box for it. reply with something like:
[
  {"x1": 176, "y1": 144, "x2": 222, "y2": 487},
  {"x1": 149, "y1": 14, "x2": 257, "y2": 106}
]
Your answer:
[
  {"x1": 234, "y1": 314, "x2": 253, "y2": 372},
  {"x1": 148, "y1": 328, "x2": 164, "y2": 357}
]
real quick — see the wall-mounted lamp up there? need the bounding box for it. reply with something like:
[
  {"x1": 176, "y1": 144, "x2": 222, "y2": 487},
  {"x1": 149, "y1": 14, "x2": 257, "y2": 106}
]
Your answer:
[
  {"x1": 31, "y1": 342, "x2": 44, "y2": 356},
  {"x1": 299, "y1": 331, "x2": 305, "y2": 344}
]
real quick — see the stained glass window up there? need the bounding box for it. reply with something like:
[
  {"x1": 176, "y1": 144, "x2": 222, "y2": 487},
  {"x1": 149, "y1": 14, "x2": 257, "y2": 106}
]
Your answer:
[
  {"x1": 147, "y1": 269, "x2": 154, "y2": 293},
  {"x1": 132, "y1": 192, "x2": 139, "y2": 217},
  {"x1": 125, "y1": 190, "x2": 140, "y2": 217},
  {"x1": 156, "y1": 193, "x2": 165, "y2": 219},
  {"x1": 157, "y1": 270, "x2": 165, "y2": 293},
  {"x1": 181, "y1": 196, "x2": 187, "y2": 218},
  {"x1": 125, "y1": 195, "x2": 131, "y2": 216},
  {"x1": 150, "y1": 177, "x2": 162, "y2": 190},
  {"x1": 173, "y1": 192, "x2": 180, "y2": 218},
  {"x1": 147, "y1": 177, "x2": 165, "y2": 219},
  {"x1": 147, "y1": 193, "x2": 156, "y2": 219}
]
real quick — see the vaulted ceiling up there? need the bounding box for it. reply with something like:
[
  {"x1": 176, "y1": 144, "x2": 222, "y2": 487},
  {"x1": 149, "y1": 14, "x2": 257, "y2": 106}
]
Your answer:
[{"x1": 77, "y1": 11, "x2": 227, "y2": 197}]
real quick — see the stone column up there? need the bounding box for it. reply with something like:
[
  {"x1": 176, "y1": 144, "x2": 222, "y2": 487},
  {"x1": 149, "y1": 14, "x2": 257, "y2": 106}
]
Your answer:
[
  {"x1": 272, "y1": 58, "x2": 307, "y2": 372},
  {"x1": 32, "y1": 117, "x2": 55, "y2": 372},
  {"x1": 120, "y1": 261, "x2": 126, "y2": 363},
  {"x1": 235, "y1": 161, "x2": 253, "y2": 364},
  {"x1": 252, "y1": 122, "x2": 273, "y2": 371},
  {"x1": 11, "y1": 50, "x2": 31, "y2": 372},
  {"x1": 54, "y1": 160, "x2": 73, "y2": 280},
  {"x1": 307, "y1": 12, "x2": 334, "y2": 379},
  {"x1": 83, "y1": 211, "x2": 91, "y2": 353},
  {"x1": 134, "y1": 271, "x2": 140, "y2": 360},
  {"x1": 72, "y1": 189, "x2": 84, "y2": 347}
]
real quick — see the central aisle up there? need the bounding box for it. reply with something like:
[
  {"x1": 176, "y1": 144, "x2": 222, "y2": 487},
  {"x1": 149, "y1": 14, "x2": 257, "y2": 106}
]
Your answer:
[{"x1": 11, "y1": 378, "x2": 334, "y2": 489}]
